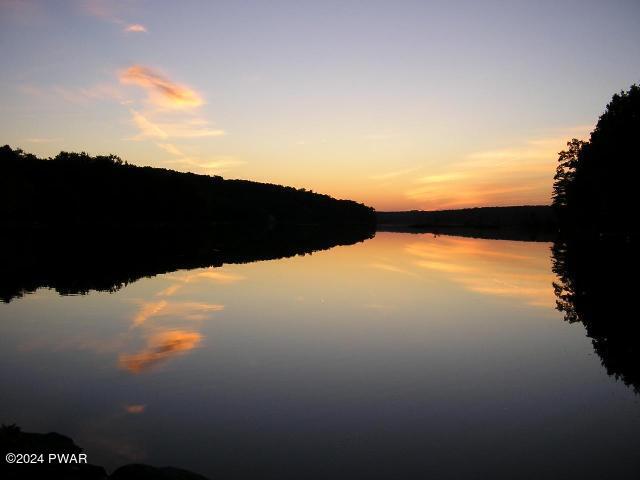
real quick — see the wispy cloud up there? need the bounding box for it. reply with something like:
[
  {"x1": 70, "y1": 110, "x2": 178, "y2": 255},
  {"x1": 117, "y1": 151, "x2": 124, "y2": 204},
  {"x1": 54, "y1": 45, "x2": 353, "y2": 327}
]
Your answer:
[
  {"x1": 118, "y1": 64, "x2": 227, "y2": 172},
  {"x1": 156, "y1": 143, "x2": 184, "y2": 156},
  {"x1": 155, "y1": 144, "x2": 244, "y2": 175},
  {"x1": 125, "y1": 23, "x2": 147, "y2": 33},
  {"x1": 20, "y1": 59, "x2": 227, "y2": 174},
  {"x1": 128, "y1": 110, "x2": 224, "y2": 140},
  {"x1": 82, "y1": 0, "x2": 147, "y2": 34},
  {"x1": 120, "y1": 65, "x2": 203, "y2": 110},
  {"x1": 159, "y1": 121, "x2": 225, "y2": 138},
  {"x1": 17, "y1": 84, "x2": 47, "y2": 98},
  {"x1": 25, "y1": 137, "x2": 62, "y2": 144},
  {"x1": 403, "y1": 126, "x2": 592, "y2": 209},
  {"x1": 460, "y1": 127, "x2": 592, "y2": 172},
  {"x1": 130, "y1": 110, "x2": 168, "y2": 139},
  {"x1": 164, "y1": 157, "x2": 245, "y2": 174},
  {"x1": 59, "y1": 83, "x2": 124, "y2": 103},
  {"x1": 369, "y1": 166, "x2": 420, "y2": 181},
  {"x1": 82, "y1": 0, "x2": 115, "y2": 21},
  {"x1": 18, "y1": 64, "x2": 226, "y2": 165},
  {"x1": 20, "y1": 82, "x2": 125, "y2": 105},
  {"x1": 405, "y1": 182, "x2": 546, "y2": 210},
  {"x1": 0, "y1": 0, "x2": 47, "y2": 25}
]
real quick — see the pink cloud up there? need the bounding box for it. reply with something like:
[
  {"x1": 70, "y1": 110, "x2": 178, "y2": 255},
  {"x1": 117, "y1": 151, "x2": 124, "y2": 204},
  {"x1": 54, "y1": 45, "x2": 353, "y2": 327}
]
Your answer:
[
  {"x1": 120, "y1": 65, "x2": 203, "y2": 109},
  {"x1": 125, "y1": 23, "x2": 147, "y2": 33}
]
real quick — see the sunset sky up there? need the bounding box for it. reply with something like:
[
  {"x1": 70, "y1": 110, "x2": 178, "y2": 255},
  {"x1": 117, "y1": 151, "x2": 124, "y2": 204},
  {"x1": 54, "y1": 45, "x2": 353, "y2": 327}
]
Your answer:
[{"x1": 1, "y1": 0, "x2": 639, "y2": 210}]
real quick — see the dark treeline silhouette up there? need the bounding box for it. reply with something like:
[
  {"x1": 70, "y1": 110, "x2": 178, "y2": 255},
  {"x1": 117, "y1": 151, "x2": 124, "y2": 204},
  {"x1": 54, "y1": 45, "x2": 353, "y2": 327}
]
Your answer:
[
  {"x1": 553, "y1": 84, "x2": 640, "y2": 234},
  {"x1": 0, "y1": 424, "x2": 208, "y2": 479},
  {"x1": 552, "y1": 237, "x2": 640, "y2": 394},
  {"x1": 0, "y1": 224, "x2": 374, "y2": 303},
  {"x1": 551, "y1": 84, "x2": 640, "y2": 394},
  {"x1": 0, "y1": 146, "x2": 375, "y2": 228},
  {"x1": 377, "y1": 206, "x2": 557, "y2": 240}
]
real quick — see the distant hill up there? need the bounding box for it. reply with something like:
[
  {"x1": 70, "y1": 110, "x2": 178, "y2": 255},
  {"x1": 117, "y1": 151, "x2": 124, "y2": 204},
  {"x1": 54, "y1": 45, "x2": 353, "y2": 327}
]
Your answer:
[
  {"x1": 377, "y1": 206, "x2": 557, "y2": 240},
  {"x1": 0, "y1": 145, "x2": 375, "y2": 229}
]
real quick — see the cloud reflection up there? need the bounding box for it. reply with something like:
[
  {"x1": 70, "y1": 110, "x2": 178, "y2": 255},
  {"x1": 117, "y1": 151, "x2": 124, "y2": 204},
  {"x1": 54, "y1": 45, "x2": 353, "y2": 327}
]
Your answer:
[
  {"x1": 368, "y1": 262, "x2": 418, "y2": 277},
  {"x1": 124, "y1": 404, "x2": 146, "y2": 414},
  {"x1": 168, "y1": 269, "x2": 246, "y2": 285},
  {"x1": 405, "y1": 236, "x2": 555, "y2": 307},
  {"x1": 131, "y1": 300, "x2": 224, "y2": 327},
  {"x1": 157, "y1": 268, "x2": 246, "y2": 297},
  {"x1": 119, "y1": 330, "x2": 202, "y2": 374},
  {"x1": 118, "y1": 267, "x2": 239, "y2": 374}
]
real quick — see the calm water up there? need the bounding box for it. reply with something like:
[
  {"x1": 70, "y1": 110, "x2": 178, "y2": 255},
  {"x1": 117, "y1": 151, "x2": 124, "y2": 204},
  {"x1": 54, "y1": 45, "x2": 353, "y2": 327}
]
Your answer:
[{"x1": 1, "y1": 232, "x2": 639, "y2": 479}]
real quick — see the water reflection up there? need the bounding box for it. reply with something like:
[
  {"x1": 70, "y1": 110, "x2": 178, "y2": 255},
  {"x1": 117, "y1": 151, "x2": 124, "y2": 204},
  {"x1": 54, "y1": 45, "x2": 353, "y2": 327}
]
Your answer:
[
  {"x1": 404, "y1": 234, "x2": 556, "y2": 307},
  {"x1": 120, "y1": 302, "x2": 222, "y2": 374},
  {"x1": 0, "y1": 225, "x2": 374, "y2": 303},
  {"x1": 2, "y1": 230, "x2": 640, "y2": 478},
  {"x1": 131, "y1": 300, "x2": 224, "y2": 327},
  {"x1": 119, "y1": 330, "x2": 203, "y2": 374},
  {"x1": 121, "y1": 270, "x2": 230, "y2": 373},
  {"x1": 124, "y1": 405, "x2": 146, "y2": 414},
  {"x1": 552, "y1": 236, "x2": 640, "y2": 393}
]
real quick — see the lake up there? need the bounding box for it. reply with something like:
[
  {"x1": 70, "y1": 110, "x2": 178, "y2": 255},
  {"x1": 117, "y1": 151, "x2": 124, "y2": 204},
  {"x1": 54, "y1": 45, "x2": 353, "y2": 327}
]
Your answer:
[{"x1": 1, "y1": 231, "x2": 638, "y2": 479}]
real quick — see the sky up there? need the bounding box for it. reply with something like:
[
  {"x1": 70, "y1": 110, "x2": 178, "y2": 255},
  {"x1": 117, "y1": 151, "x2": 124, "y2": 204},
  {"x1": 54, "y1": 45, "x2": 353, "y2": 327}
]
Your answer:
[{"x1": 1, "y1": 0, "x2": 639, "y2": 211}]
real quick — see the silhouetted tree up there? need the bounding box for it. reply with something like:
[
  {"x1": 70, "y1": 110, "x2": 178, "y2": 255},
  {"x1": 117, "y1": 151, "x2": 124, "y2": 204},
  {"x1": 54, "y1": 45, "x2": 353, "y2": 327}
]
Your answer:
[
  {"x1": 0, "y1": 146, "x2": 375, "y2": 228},
  {"x1": 551, "y1": 84, "x2": 640, "y2": 394},
  {"x1": 0, "y1": 146, "x2": 376, "y2": 302},
  {"x1": 552, "y1": 139, "x2": 586, "y2": 214},
  {"x1": 552, "y1": 84, "x2": 640, "y2": 233}
]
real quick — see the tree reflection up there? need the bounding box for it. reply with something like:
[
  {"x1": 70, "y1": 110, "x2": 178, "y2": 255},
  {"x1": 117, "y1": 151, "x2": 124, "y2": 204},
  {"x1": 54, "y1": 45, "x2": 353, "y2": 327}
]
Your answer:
[
  {"x1": 0, "y1": 224, "x2": 374, "y2": 303},
  {"x1": 552, "y1": 236, "x2": 640, "y2": 393}
]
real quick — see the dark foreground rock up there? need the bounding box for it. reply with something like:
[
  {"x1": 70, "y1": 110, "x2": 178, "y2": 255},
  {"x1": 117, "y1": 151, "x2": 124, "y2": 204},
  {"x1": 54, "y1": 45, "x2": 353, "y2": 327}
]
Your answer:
[
  {"x1": 110, "y1": 464, "x2": 208, "y2": 480},
  {"x1": 0, "y1": 425, "x2": 208, "y2": 480}
]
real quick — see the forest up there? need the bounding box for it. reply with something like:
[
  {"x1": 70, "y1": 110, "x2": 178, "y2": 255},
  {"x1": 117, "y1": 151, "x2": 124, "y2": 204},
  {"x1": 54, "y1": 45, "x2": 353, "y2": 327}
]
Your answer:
[
  {"x1": 553, "y1": 84, "x2": 640, "y2": 235},
  {"x1": 0, "y1": 146, "x2": 375, "y2": 229}
]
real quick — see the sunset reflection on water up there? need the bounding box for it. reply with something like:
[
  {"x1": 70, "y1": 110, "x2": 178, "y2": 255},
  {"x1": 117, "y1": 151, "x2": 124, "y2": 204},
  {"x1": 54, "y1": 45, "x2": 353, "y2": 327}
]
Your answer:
[{"x1": 1, "y1": 232, "x2": 638, "y2": 479}]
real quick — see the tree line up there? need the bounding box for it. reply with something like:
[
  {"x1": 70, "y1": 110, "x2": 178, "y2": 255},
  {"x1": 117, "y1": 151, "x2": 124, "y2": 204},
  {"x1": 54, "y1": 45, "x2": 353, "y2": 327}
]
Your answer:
[
  {"x1": 553, "y1": 84, "x2": 640, "y2": 235},
  {"x1": 0, "y1": 146, "x2": 375, "y2": 228},
  {"x1": 551, "y1": 83, "x2": 640, "y2": 395}
]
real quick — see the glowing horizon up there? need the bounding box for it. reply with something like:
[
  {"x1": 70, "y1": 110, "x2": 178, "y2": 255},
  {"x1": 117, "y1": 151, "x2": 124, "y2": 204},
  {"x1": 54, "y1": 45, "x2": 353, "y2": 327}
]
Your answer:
[{"x1": 1, "y1": 0, "x2": 639, "y2": 211}]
